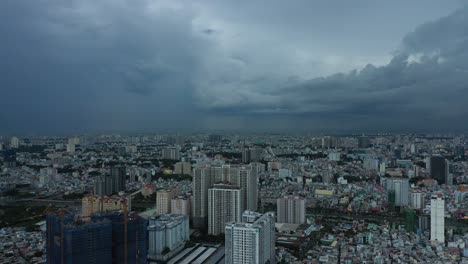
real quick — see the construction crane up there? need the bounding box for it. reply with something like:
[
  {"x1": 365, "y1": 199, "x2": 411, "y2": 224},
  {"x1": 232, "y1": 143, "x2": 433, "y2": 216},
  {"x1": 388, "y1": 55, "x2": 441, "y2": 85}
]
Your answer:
[
  {"x1": 123, "y1": 199, "x2": 128, "y2": 264},
  {"x1": 43, "y1": 205, "x2": 54, "y2": 264},
  {"x1": 59, "y1": 208, "x2": 66, "y2": 264}
]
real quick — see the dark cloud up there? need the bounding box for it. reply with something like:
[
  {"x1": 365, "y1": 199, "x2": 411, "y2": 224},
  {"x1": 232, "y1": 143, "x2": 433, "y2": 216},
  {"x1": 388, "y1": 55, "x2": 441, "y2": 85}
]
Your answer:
[
  {"x1": 0, "y1": 0, "x2": 466, "y2": 134},
  {"x1": 203, "y1": 6, "x2": 468, "y2": 131}
]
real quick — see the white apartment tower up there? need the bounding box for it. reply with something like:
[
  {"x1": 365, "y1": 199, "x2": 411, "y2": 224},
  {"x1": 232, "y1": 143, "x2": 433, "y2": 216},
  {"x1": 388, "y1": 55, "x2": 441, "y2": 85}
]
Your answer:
[
  {"x1": 430, "y1": 193, "x2": 445, "y2": 242},
  {"x1": 208, "y1": 184, "x2": 243, "y2": 235},
  {"x1": 225, "y1": 211, "x2": 276, "y2": 264},
  {"x1": 156, "y1": 189, "x2": 175, "y2": 215}
]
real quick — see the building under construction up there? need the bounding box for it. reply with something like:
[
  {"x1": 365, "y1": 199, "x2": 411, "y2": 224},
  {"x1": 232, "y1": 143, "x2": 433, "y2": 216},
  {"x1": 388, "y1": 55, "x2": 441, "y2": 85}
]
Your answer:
[
  {"x1": 47, "y1": 210, "x2": 147, "y2": 264},
  {"x1": 46, "y1": 213, "x2": 113, "y2": 263},
  {"x1": 92, "y1": 211, "x2": 148, "y2": 264}
]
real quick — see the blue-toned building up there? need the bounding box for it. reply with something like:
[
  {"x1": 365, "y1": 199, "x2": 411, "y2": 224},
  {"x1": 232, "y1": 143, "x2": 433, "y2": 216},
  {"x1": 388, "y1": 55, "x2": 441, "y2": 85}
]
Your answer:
[
  {"x1": 93, "y1": 211, "x2": 148, "y2": 264},
  {"x1": 46, "y1": 214, "x2": 112, "y2": 264},
  {"x1": 47, "y1": 211, "x2": 147, "y2": 264}
]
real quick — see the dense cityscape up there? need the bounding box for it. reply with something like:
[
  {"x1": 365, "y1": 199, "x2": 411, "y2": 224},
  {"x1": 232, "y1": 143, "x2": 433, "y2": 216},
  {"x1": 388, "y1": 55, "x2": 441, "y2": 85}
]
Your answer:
[
  {"x1": 0, "y1": 134, "x2": 467, "y2": 263},
  {"x1": 2, "y1": 0, "x2": 468, "y2": 263}
]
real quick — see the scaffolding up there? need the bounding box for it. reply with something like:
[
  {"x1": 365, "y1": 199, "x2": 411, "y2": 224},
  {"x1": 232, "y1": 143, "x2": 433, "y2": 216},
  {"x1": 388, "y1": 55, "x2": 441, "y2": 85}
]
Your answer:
[
  {"x1": 92, "y1": 211, "x2": 148, "y2": 264},
  {"x1": 46, "y1": 210, "x2": 112, "y2": 264}
]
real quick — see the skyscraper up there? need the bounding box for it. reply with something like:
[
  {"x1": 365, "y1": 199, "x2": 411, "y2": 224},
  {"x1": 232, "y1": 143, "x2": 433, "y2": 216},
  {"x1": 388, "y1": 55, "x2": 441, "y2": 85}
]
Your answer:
[
  {"x1": 94, "y1": 172, "x2": 124, "y2": 196},
  {"x1": 229, "y1": 165, "x2": 259, "y2": 212},
  {"x1": 192, "y1": 166, "x2": 212, "y2": 229},
  {"x1": 94, "y1": 211, "x2": 148, "y2": 264},
  {"x1": 161, "y1": 147, "x2": 180, "y2": 160},
  {"x1": 409, "y1": 191, "x2": 426, "y2": 211},
  {"x1": 277, "y1": 196, "x2": 305, "y2": 224},
  {"x1": 156, "y1": 189, "x2": 175, "y2": 215},
  {"x1": 430, "y1": 156, "x2": 448, "y2": 185},
  {"x1": 82, "y1": 195, "x2": 130, "y2": 219},
  {"x1": 384, "y1": 177, "x2": 409, "y2": 206},
  {"x1": 192, "y1": 164, "x2": 259, "y2": 230},
  {"x1": 46, "y1": 213, "x2": 112, "y2": 264},
  {"x1": 208, "y1": 184, "x2": 243, "y2": 235},
  {"x1": 225, "y1": 211, "x2": 276, "y2": 264},
  {"x1": 171, "y1": 196, "x2": 191, "y2": 216},
  {"x1": 173, "y1": 161, "x2": 192, "y2": 175},
  {"x1": 242, "y1": 148, "x2": 263, "y2": 163},
  {"x1": 111, "y1": 165, "x2": 126, "y2": 193},
  {"x1": 430, "y1": 193, "x2": 445, "y2": 242}
]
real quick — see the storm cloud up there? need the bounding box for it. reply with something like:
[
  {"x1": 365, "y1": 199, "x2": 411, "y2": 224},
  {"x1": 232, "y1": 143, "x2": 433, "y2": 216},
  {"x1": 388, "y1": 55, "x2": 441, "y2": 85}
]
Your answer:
[{"x1": 0, "y1": 0, "x2": 467, "y2": 134}]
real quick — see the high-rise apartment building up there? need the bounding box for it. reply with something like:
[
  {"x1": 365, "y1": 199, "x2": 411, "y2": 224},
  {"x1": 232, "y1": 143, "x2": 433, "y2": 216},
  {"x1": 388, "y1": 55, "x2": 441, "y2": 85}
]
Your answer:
[
  {"x1": 171, "y1": 196, "x2": 191, "y2": 216},
  {"x1": 192, "y1": 164, "x2": 258, "y2": 230},
  {"x1": 430, "y1": 193, "x2": 445, "y2": 242},
  {"x1": 111, "y1": 165, "x2": 126, "y2": 193},
  {"x1": 46, "y1": 213, "x2": 112, "y2": 263},
  {"x1": 430, "y1": 156, "x2": 448, "y2": 185},
  {"x1": 173, "y1": 161, "x2": 192, "y2": 175},
  {"x1": 94, "y1": 166, "x2": 127, "y2": 196},
  {"x1": 229, "y1": 165, "x2": 259, "y2": 212},
  {"x1": 47, "y1": 211, "x2": 147, "y2": 264},
  {"x1": 208, "y1": 184, "x2": 243, "y2": 235},
  {"x1": 242, "y1": 148, "x2": 263, "y2": 163},
  {"x1": 147, "y1": 214, "x2": 189, "y2": 261},
  {"x1": 81, "y1": 195, "x2": 130, "y2": 219},
  {"x1": 277, "y1": 196, "x2": 305, "y2": 224},
  {"x1": 192, "y1": 166, "x2": 212, "y2": 229},
  {"x1": 225, "y1": 211, "x2": 276, "y2": 264},
  {"x1": 156, "y1": 189, "x2": 176, "y2": 215},
  {"x1": 161, "y1": 147, "x2": 180, "y2": 160},
  {"x1": 384, "y1": 177, "x2": 409, "y2": 206},
  {"x1": 409, "y1": 191, "x2": 425, "y2": 211}
]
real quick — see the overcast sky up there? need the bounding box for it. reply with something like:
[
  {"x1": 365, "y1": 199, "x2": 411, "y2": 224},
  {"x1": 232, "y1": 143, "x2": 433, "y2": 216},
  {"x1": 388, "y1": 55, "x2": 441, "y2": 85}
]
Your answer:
[{"x1": 1, "y1": 0, "x2": 467, "y2": 134}]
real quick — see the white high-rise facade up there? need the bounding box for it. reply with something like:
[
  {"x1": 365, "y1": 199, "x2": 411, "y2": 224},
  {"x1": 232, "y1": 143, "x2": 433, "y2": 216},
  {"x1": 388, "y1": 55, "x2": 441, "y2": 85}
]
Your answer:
[
  {"x1": 225, "y1": 211, "x2": 276, "y2": 264},
  {"x1": 410, "y1": 191, "x2": 425, "y2": 211},
  {"x1": 156, "y1": 189, "x2": 175, "y2": 215},
  {"x1": 208, "y1": 184, "x2": 243, "y2": 235},
  {"x1": 430, "y1": 193, "x2": 445, "y2": 242},
  {"x1": 277, "y1": 196, "x2": 305, "y2": 224},
  {"x1": 147, "y1": 214, "x2": 189, "y2": 261}
]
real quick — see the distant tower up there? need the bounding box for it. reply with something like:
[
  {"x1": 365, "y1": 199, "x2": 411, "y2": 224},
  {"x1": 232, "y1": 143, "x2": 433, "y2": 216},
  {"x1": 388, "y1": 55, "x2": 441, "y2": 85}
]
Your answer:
[
  {"x1": 110, "y1": 165, "x2": 126, "y2": 193},
  {"x1": 161, "y1": 147, "x2": 180, "y2": 160},
  {"x1": 357, "y1": 137, "x2": 371, "y2": 148},
  {"x1": 384, "y1": 178, "x2": 409, "y2": 206},
  {"x1": 277, "y1": 196, "x2": 305, "y2": 224},
  {"x1": 430, "y1": 193, "x2": 445, "y2": 242},
  {"x1": 10, "y1": 137, "x2": 20, "y2": 148},
  {"x1": 430, "y1": 156, "x2": 448, "y2": 185}
]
